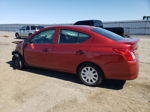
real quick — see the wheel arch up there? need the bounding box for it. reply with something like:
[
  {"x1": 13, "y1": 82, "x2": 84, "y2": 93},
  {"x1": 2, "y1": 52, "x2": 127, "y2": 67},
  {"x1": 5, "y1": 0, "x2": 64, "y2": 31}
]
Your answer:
[
  {"x1": 76, "y1": 61, "x2": 105, "y2": 77},
  {"x1": 15, "y1": 32, "x2": 19, "y2": 35}
]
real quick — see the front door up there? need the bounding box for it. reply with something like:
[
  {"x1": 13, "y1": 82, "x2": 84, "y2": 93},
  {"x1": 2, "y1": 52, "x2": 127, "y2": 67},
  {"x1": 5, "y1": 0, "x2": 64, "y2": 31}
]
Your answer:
[
  {"x1": 24, "y1": 29, "x2": 56, "y2": 68},
  {"x1": 24, "y1": 26, "x2": 30, "y2": 37},
  {"x1": 19, "y1": 26, "x2": 26, "y2": 37}
]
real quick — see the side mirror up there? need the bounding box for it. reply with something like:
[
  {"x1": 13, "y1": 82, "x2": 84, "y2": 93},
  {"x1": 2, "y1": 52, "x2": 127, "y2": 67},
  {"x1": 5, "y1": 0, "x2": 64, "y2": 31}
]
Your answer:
[{"x1": 25, "y1": 38, "x2": 31, "y2": 43}]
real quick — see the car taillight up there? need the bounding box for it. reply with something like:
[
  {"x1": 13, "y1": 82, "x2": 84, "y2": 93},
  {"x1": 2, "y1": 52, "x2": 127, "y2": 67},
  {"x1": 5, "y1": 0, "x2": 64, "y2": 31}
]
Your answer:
[{"x1": 113, "y1": 48, "x2": 135, "y2": 61}]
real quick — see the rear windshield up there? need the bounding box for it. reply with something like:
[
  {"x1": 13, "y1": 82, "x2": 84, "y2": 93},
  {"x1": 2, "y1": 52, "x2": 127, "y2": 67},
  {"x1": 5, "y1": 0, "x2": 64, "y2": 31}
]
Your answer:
[{"x1": 91, "y1": 28, "x2": 124, "y2": 41}]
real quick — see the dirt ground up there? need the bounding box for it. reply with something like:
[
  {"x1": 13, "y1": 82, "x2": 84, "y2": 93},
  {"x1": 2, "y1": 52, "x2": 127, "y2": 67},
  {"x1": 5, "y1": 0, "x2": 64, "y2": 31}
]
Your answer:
[{"x1": 0, "y1": 31, "x2": 150, "y2": 112}]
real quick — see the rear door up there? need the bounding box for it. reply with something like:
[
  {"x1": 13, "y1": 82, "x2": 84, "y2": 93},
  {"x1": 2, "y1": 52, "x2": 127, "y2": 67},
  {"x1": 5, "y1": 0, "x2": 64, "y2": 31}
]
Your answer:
[
  {"x1": 49, "y1": 29, "x2": 91, "y2": 73},
  {"x1": 24, "y1": 29, "x2": 56, "y2": 68}
]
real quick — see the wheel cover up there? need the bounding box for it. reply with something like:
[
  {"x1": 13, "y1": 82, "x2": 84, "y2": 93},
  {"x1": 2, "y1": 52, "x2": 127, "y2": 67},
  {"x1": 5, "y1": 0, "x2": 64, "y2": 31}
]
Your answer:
[{"x1": 81, "y1": 67, "x2": 99, "y2": 85}]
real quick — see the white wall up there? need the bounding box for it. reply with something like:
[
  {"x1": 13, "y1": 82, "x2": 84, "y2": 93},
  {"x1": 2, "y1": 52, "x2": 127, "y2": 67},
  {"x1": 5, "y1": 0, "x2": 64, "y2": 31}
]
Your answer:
[{"x1": 103, "y1": 20, "x2": 150, "y2": 35}]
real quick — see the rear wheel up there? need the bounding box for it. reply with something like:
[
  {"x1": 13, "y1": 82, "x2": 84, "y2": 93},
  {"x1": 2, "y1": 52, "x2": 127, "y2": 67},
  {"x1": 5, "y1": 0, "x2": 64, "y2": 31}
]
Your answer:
[
  {"x1": 12, "y1": 54, "x2": 24, "y2": 70},
  {"x1": 78, "y1": 63, "x2": 103, "y2": 86},
  {"x1": 15, "y1": 33, "x2": 20, "y2": 39}
]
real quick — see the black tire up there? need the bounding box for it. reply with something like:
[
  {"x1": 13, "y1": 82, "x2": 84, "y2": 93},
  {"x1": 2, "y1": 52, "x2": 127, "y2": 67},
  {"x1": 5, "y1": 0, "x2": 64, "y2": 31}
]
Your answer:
[
  {"x1": 12, "y1": 54, "x2": 24, "y2": 70},
  {"x1": 15, "y1": 33, "x2": 20, "y2": 39},
  {"x1": 78, "y1": 63, "x2": 103, "y2": 86}
]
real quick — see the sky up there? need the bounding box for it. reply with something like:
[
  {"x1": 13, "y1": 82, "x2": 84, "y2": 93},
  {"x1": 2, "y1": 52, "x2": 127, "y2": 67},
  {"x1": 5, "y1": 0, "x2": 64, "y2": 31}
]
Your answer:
[{"x1": 0, "y1": 0, "x2": 149, "y2": 24}]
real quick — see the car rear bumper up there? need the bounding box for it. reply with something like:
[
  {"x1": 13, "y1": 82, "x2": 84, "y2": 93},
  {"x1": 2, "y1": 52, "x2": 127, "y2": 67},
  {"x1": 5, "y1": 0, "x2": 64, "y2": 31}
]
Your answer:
[{"x1": 103, "y1": 59, "x2": 139, "y2": 80}]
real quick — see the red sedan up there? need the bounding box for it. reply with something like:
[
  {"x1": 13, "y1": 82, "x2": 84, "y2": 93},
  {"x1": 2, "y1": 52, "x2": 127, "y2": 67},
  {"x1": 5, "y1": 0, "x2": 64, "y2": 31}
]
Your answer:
[{"x1": 12, "y1": 25, "x2": 139, "y2": 86}]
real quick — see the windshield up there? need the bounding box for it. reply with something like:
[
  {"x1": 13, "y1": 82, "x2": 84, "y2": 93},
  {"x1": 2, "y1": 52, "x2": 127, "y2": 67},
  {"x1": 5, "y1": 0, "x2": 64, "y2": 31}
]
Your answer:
[{"x1": 91, "y1": 28, "x2": 124, "y2": 41}]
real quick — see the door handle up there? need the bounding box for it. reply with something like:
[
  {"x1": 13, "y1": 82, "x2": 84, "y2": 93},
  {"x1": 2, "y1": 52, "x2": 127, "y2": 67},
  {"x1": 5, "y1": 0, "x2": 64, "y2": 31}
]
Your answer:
[
  {"x1": 76, "y1": 50, "x2": 84, "y2": 55},
  {"x1": 42, "y1": 48, "x2": 48, "y2": 52}
]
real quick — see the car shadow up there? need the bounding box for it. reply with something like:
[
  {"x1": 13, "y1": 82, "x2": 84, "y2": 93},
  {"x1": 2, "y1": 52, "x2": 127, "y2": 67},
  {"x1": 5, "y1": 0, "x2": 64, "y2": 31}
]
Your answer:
[{"x1": 7, "y1": 61, "x2": 126, "y2": 90}]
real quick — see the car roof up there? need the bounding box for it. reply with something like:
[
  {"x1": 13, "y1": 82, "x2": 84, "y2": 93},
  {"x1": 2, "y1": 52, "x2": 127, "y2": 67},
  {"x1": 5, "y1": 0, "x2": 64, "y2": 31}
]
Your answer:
[{"x1": 46, "y1": 25, "x2": 95, "y2": 30}]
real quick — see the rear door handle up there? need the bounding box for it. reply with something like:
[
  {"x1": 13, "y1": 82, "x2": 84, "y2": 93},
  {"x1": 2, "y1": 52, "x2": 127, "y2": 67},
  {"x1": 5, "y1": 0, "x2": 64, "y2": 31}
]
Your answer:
[
  {"x1": 42, "y1": 48, "x2": 48, "y2": 52},
  {"x1": 76, "y1": 50, "x2": 84, "y2": 55}
]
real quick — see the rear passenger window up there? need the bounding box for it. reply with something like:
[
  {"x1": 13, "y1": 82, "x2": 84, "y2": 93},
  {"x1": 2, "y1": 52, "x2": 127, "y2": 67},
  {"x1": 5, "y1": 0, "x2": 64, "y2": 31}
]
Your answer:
[
  {"x1": 78, "y1": 33, "x2": 90, "y2": 43},
  {"x1": 59, "y1": 30, "x2": 90, "y2": 44}
]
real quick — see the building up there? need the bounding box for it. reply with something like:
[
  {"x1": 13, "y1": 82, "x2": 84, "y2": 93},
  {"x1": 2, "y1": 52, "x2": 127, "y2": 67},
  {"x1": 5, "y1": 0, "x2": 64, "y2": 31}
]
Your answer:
[
  {"x1": 0, "y1": 20, "x2": 150, "y2": 35},
  {"x1": 103, "y1": 20, "x2": 150, "y2": 35},
  {"x1": 143, "y1": 16, "x2": 150, "y2": 21}
]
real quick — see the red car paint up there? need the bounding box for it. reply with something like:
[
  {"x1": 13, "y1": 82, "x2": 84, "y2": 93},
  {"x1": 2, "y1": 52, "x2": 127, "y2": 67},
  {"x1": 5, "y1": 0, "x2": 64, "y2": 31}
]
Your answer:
[{"x1": 15, "y1": 25, "x2": 139, "y2": 80}]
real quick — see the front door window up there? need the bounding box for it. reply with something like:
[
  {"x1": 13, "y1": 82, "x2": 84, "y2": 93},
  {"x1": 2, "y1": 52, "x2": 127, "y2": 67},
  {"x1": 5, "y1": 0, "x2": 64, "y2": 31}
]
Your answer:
[{"x1": 30, "y1": 29, "x2": 56, "y2": 44}]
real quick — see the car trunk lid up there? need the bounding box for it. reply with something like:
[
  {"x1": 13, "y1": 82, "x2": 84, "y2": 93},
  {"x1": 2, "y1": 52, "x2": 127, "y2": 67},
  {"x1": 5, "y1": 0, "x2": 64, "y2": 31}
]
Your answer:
[
  {"x1": 117, "y1": 38, "x2": 139, "y2": 50},
  {"x1": 113, "y1": 38, "x2": 139, "y2": 61}
]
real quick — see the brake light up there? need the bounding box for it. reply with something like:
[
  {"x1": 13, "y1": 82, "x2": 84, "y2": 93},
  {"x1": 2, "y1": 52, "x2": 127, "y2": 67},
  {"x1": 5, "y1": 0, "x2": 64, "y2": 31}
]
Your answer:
[{"x1": 113, "y1": 48, "x2": 135, "y2": 61}]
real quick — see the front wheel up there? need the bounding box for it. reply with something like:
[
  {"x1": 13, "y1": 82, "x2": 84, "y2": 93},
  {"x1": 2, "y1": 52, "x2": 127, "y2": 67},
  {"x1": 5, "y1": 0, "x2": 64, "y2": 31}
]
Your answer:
[
  {"x1": 12, "y1": 54, "x2": 24, "y2": 70},
  {"x1": 78, "y1": 64, "x2": 103, "y2": 86}
]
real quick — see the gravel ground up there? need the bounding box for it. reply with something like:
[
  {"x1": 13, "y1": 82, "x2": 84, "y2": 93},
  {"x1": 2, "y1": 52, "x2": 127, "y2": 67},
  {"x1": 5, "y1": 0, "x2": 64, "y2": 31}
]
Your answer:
[{"x1": 0, "y1": 31, "x2": 150, "y2": 112}]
